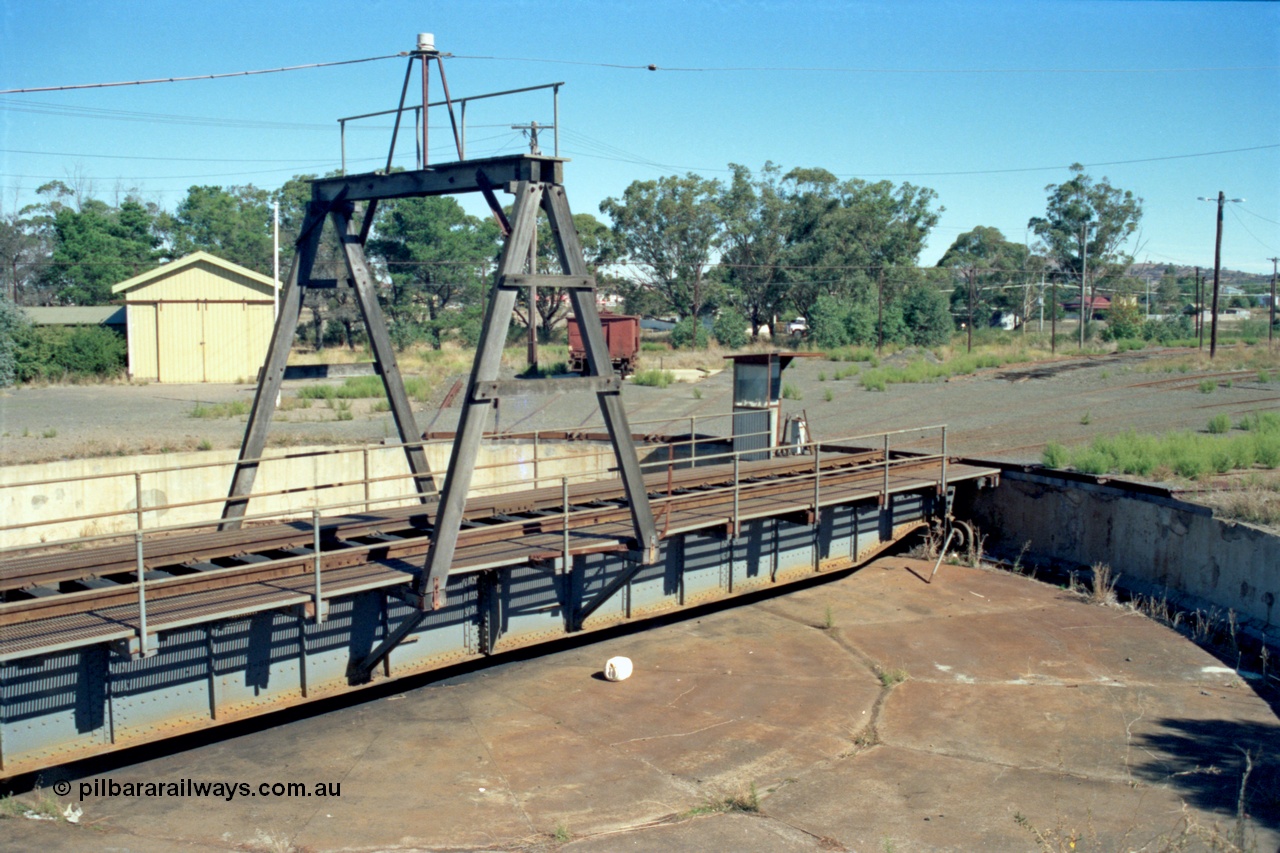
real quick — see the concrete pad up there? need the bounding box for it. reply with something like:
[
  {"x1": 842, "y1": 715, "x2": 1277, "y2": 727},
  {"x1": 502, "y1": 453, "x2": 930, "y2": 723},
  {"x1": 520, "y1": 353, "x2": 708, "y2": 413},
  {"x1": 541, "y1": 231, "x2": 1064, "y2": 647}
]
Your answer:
[
  {"x1": 765, "y1": 744, "x2": 1224, "y2": 852},
  {"x1": 6, "y1": 558, "x2": 1277, "y2": 852},
  {"x1": 564, "y1": 812, "x2": 827, "y2": 852}
]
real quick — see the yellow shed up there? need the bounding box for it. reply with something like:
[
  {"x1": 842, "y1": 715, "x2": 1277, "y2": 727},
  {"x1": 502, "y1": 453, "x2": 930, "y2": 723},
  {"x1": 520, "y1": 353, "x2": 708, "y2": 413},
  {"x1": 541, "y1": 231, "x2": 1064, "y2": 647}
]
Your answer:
[{"x1": 112, "y1": 251, "x2": 278, "y2": 383}]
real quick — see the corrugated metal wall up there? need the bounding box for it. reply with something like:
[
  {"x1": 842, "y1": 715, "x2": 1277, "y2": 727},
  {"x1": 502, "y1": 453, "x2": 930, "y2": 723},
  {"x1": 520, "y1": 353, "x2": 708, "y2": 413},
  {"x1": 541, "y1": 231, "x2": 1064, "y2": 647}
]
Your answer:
[{"x1": 123, "y1": 259, "x2": 274, "y2": 383}]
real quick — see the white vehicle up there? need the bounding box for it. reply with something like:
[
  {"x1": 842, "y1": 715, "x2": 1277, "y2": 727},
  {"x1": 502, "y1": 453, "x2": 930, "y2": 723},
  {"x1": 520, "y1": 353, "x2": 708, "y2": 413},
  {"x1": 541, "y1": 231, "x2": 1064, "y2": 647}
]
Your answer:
[{"x1": 787, "y1": 316, "x2": 808, "y2": 335}]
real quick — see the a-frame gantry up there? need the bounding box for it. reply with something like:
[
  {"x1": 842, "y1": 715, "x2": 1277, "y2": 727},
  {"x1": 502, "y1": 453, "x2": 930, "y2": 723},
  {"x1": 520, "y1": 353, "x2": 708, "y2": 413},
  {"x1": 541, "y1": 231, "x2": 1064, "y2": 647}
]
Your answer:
[{"x1": 220, "y1": 155, "x2": 658, "y2": 671}]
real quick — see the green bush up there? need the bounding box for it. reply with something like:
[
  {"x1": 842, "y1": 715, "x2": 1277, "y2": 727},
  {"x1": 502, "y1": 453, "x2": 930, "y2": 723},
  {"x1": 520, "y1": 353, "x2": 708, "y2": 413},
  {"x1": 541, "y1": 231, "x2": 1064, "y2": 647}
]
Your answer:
[
  {"x1": 1042, "y1": 442, "x2": 1070, "y2": 469},
  {"x1": 808, "y1": 295, "x2": 851, "y2": 349},
  {"x1": 1207, "y1": 414, "x2": 1231, "y2": 434},
  {"x1": 632, "y1": 369, "x2": 674, "y2": 388},
  {"x1": 0, "y1": 299, "x2": 25, "y2": 387},
  {"x1": 669, "y1": 317, "x2": 709, "y2": 349},
  {"x1": 712, "y1": 308, "x2": 748, "y2": 349},
  {"x1": 899, "y1": 284, "x2": 953, "y2": 347},
  {"x1": 14, "y1": 324, "x2": 127, "y2": 382}
]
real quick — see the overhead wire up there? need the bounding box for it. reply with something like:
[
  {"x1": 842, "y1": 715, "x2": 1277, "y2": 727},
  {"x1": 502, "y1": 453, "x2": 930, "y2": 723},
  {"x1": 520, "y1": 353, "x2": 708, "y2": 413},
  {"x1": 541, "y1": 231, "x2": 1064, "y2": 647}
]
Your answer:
[
  {"x1": 451, "y1": 55, "x2": 1279, "y2": 75},
  {"x1": 0, "y1": 54, "x2": 404, "y2": 95},
  {"x1": 1228, "y1": 206, "x2": 1277, "y2": 254}
]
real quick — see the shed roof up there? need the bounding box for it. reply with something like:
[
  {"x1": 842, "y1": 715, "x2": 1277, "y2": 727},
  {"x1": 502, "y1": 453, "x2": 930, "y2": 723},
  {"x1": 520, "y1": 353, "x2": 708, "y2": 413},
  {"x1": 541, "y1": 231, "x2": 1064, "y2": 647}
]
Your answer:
[
  {"x1": 22, "y1": 306, "x2": 127, "y2": 326},
  {"x1": 111, "y1": 250, "x2": 277, "y2": 295}
]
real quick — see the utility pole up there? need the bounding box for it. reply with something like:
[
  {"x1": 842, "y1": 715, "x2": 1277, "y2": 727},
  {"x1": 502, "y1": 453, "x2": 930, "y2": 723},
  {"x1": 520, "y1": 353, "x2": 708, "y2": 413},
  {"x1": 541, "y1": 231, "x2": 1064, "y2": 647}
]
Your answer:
[
  {"x1": 1269, "y1": 256, "x2": 1278, "y2": 351},
  {"x1": 876, "y1": 268, "x2": 885, "y2": 355},
  {"x1": 1079, "y1": 225, "x2": 1088, "y2": 351},
  {"x1": 1210, "y1": 192, "x2": 1225, "y2": 359},
  {"x1": 1198, "y1": 192, "x2": 1245, "y2": 360},
  {"x1": 1195, "y1": 266, "x2": 1203, "y2": 347},
  {"x1": 514, "y1": 122, "x2": 543, "y2": 369},
  {"x1": 966, "y1": 267, "x2": 975, "y2": 353},
  {"x1": 1051, "y1": 275, "x2": 1057, "y2": 354}
]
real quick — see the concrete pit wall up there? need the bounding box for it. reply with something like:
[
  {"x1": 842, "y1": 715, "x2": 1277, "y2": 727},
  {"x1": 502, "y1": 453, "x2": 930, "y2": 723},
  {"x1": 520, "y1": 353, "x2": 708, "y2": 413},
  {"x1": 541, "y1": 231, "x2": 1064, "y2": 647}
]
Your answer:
[
  {"x1": 0, "y1": 439, "x2": 645, "y2": 549},
  {"x1": 961, "y1": 467, "x2": 1280, "y2": 643}
]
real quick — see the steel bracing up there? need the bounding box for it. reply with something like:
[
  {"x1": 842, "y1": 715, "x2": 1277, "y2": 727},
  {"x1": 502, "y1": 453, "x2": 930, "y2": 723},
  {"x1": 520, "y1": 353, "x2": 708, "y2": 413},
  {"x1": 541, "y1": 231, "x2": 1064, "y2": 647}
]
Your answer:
[{"x1": 219, "y1": 156, "x2": 659, "y2": 677}]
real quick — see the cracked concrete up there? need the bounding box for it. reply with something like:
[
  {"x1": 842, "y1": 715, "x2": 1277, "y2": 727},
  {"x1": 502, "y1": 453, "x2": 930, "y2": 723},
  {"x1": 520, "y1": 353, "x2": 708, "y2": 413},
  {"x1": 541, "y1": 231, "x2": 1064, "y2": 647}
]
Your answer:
[{"x1": 3, "y1": 558, "x2": 1276, "y2": 852}]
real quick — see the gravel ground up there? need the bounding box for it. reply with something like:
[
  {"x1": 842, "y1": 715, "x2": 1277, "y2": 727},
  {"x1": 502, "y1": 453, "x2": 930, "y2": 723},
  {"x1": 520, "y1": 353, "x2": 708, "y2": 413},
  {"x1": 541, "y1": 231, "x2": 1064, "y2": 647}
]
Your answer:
[{"x1": 1, "y1": 345, "x2": 1277, "y2": 469}]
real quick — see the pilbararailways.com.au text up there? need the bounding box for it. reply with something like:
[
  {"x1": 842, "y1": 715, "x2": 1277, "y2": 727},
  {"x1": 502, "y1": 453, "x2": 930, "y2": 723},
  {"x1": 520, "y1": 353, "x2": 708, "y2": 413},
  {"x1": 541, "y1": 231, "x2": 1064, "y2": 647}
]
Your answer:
[{"x1": 57, "y1": 778, "x2": 341, "y2": 802}]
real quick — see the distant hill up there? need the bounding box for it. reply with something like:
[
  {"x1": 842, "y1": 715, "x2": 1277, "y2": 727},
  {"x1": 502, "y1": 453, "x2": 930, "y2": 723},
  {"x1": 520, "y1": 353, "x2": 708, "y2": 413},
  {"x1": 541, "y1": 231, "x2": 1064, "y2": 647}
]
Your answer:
[{"x1": 1128, "y1": 263, "x2": 1271, "y2": 291}]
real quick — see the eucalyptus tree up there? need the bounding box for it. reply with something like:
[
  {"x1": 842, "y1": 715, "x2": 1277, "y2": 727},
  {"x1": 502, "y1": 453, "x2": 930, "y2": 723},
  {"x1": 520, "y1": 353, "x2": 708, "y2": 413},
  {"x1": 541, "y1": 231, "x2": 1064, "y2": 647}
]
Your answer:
[
  {"x1": 600, "y1": 172, "x2": 723, "y2": 323},
  {"x1": 1028, "y1": 164, "x2": 1142, "y2": 344},
  {"x1": 717, "y1": 162, "x2": 789, "y2": 339}
]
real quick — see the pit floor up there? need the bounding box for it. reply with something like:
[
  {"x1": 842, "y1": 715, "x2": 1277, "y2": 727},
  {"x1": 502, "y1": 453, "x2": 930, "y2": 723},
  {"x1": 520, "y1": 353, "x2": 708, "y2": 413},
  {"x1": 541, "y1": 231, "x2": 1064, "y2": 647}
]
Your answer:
[{"x1": 4, "y1": 558, "x2": 1277, "y2": 852}]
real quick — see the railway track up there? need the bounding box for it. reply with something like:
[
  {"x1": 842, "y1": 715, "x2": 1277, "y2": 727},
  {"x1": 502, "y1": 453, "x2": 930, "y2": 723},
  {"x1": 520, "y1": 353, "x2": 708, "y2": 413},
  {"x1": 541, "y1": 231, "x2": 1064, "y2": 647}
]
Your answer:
[{"x1": 2, "y1": 447, "x2": 945, "y2": 633}]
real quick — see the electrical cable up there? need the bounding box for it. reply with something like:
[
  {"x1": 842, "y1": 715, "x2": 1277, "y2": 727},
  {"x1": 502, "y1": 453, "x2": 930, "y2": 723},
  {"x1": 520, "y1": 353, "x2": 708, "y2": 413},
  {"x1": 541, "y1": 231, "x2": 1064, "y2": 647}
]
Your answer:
[
  {"x1": 451, "y1": 55, "x2": 1279, "y2": 75},
  {"x1": 0, "y1": 54, "x2": 404, "y2": 95}
]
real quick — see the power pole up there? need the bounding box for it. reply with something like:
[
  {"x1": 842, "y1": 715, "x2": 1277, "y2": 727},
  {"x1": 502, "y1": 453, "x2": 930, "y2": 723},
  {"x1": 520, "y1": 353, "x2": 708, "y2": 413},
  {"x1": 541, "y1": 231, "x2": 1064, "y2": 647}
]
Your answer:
[
  {"x1": 1079, "y1": 225, "x2": 1088, "y2": 351},
  {"x1": 1051, "y1": 275, "x2": 1057, "y2": 354},
  {"x1": 1269, "y1": 256, "x2": 1278, "y2": 351},
  {"x1": 1210, "y1": 192, "x2": 1225, "y2": 359},
  {"x1": 876, "y1": 268, "x2": 885, "y2": 354},
  {"x1": 966, "y1": 267, "x2": 975, "y2": 353},
  {"x1": 1198, "y1": 192, "x2": 1244, "y2": 360},
  {"x1": 1195, "y1": 266, "x2": 1203, "y2": 347},
  {"x1": 514, "y1": 122, "x2": 543, "y2": 369}
]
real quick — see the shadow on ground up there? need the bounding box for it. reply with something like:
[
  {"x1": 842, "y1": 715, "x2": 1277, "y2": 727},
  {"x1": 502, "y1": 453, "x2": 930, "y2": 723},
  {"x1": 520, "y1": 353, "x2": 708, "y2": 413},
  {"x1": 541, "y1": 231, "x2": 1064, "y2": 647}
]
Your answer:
[{"x1": 1135, "y1": 716, "x2": 1280, "y2": 833}]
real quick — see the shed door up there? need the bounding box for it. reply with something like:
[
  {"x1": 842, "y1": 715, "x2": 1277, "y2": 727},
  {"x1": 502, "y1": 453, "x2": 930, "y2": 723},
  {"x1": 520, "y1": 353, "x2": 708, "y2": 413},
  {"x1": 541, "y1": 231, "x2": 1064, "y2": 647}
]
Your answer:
[{"x1": 157, "y1": 302, "x2": 206, "y2": 382}]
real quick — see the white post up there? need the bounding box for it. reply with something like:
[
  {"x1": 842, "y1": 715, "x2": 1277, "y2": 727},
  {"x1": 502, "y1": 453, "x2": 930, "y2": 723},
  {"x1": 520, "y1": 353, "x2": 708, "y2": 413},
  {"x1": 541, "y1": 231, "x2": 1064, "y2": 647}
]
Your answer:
[{"x1": 272, "y1": 201, "x2": 280, "y2": 321}]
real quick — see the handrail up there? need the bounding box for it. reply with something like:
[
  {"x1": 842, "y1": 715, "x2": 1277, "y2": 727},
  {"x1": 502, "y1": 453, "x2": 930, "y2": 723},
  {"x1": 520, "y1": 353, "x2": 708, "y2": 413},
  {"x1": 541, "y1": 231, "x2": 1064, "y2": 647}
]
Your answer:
[{"x1": 1, "y1": 425, "x2": 949, "y2": 557}]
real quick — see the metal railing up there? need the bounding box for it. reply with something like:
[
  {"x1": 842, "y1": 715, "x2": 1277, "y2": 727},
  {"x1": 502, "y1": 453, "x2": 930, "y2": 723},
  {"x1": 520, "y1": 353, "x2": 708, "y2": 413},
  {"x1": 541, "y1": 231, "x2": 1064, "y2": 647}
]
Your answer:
[{"x1": 1, "y1": 425, "x2": 950, "y2": 655}]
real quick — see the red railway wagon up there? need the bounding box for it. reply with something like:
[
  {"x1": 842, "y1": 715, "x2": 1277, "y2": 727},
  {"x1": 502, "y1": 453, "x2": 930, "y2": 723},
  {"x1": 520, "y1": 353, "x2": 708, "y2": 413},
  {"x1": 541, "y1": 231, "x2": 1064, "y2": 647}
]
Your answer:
[{"x1": 566, "y1": 312, "x2": 640, "y2": 377}]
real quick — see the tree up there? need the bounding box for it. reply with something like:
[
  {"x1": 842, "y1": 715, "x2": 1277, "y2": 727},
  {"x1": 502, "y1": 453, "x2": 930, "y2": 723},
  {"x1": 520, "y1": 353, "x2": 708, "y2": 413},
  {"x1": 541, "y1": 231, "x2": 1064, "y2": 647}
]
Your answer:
[
  {"x1": 0, "y1": 298, "x2": 25, "y2": 385},
  {"x1": 521, "y1": 210, "x2": 617, "y2": 342},
  {"x1": 899, "y1": 281, "x2": 953, "y2": 346},
  {"x1": 779, "y1": 168, "x2": 941, "y2": 321},
  {"x1": 937, "y1": 226, "x2": 1031, "y2": 333},
  {"x1": 164, "y1": 185, "x2": 273, "y2": 273},
  {"x1": 34, "y1": 181, "x2": 162, "y2": 305},
  {"x1": 600, "y1": 173, "x2": 723, "y2": 323},
  {"x1": 1029, "y1": 164, "x2": 1142, "y2": 344},
  {"x1": 717, "y1": 163, "x2": 789, "y2": 339},
  {"x1": 366, "y1": 195, "x2": 500, "y2": 349},
  {"x1": 0, "y1": 207, "x2": 52, "y2": 305},
  {"x1": 273, "y1": 173, "x2": 356, "y2": 350}
]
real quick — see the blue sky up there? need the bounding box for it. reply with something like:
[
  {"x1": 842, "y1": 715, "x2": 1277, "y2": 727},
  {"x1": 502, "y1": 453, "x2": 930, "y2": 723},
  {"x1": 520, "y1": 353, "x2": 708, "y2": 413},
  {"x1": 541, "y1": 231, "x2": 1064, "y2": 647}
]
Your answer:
[{"x1": 3, "y1": 1, "x2": 1278, "y2": 272}]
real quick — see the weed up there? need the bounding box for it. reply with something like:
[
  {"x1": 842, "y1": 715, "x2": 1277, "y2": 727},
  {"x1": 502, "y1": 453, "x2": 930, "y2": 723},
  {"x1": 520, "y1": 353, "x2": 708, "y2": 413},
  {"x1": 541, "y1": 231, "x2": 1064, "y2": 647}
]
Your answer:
[
  {"x1": 782, "y1": 382, "x2": 800, "y2": 400},
  {"x1": 728, "y1": 783, "x2": 760, "y2": 813},
  {"x1": 877, "y1": 667, "x2": 908, "y2": 688},
  {"x1": 1043, "y1": 419, "x2": 1280, "y2": 482},
  {"x1": 371, "y1": 400, "x2": 390, "y2": 413},
  {"x1": 1208, "y1": 414, "x2": 1232, "y2": 434},
  {"x1": 1199, "y1": 379, "x2": 1217, "y2": 394},
  {"x1": 823, "y1": 388, "x2": 834, "y2": 402},
  {"x1": 692, "y1": 387, "x2": 702, "y2": 400},
  {"x1": 1088, "y1": 562, "x2": 1119, "y2": 606},
  {"x1": 818, "y1": 371, "x2": 827, "y2": 381},
  {"x1": 190, "y1": 400, "x2": 250, "y2": 419},
  {"x1": 553, "y1": 822, "x2": 571, "y2": 843},
  {"x1": 0, "y1": 795, "x2": 25, "y2": 819},
  {"x1": 1079, "y1": 412, "x2": 1092, "y2": 426},
  {"x1": 518, "y1": 361, "x2": 569, "y2": 378},
  {"x1": 679, "y1": 783, "x2": 760, "y2": 819},
  {"x1": 334, "y1": 400, "x2": 354, "y2": 421},
  {"x1": 1100, "y1": 369, "x2": 1111, "y2": 379},
  {"x1": 861, "y1": 372, "x2": 887, "y2": 392},
  {"x1": 197, "y1": 438, "x2": 213, "y2": 451},
  {"x1": 824, "y1": 604, "x2": 835, "y2": 630},
  {"x1": 632, "y1": 369, "x2": 674, "y2": 388},
  {"x1": 1259, "y1": 369, "x2": 1272, "y2": 383},
  {"x1": 41, "y1": 427, "x2": 57, "y2": 438}
]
